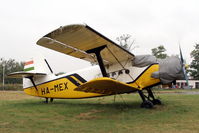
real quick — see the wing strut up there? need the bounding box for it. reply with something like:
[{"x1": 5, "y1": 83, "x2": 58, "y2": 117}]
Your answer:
[
  {"x1": 86, "y1": 45, "x2": 108, "y2": 77},
  {"x1": 27, "y1": 76, "x2": 38, "y2": 91}
]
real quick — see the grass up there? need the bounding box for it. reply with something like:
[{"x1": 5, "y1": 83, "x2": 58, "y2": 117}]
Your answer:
[
  {"x1": 0, "y1": 84, "x2": 23, "y2": 91},
  {"x1": 1, "y1": 91, "x2": 199, "y2": 133}
]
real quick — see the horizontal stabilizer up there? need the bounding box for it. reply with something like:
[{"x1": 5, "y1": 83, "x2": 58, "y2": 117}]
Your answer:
[
  {"x1": 74, "y1": 77, "x2": 138, "y2": 95},
  {"x1": 7, "y1": 71, "x2": 46, "y2": 78}
]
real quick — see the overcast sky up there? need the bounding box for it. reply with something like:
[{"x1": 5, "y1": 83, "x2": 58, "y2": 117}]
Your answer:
[{"x1": 0, "y1": 0, "x2": 199, "y2": 73}]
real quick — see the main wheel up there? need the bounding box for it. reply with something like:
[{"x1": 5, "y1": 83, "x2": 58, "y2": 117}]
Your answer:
[
  {"x1": 152, "y1": 99, "x2": 162, "y2": 105},
  {"x1": 141, "y1": 100, "x2": 153, "y2": 109}
]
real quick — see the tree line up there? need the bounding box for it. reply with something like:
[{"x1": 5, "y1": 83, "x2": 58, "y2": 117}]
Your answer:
[{"x1": 0, "y1": 58, "x2": 24, "y2": 84}]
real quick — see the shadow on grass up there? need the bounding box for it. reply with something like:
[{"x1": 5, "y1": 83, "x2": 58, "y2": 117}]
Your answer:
[{"x1": 9, "y1": 98, "x2": 145, "y2": 111}]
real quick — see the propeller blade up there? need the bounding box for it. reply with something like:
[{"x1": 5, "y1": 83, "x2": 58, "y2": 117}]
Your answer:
[
  {"x1": 179, "y1": 45, "x2": 190, "y2": 88},
  {"x1": 179, "y1": 45, "x2": 184, "y2": 65}
]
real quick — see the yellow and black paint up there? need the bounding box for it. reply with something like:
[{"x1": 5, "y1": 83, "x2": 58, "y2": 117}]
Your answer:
[
  {"x1": 128, "y1": 63, "x2": 161, "y2": 89},
  {"x1": 24, "y1": 64, "x2": 160, "y2": 99},
  {"x1": 24, "y1": 74, "x2": 103, "y2": 99}
]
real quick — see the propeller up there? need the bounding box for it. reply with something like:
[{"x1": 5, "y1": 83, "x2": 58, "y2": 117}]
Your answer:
[{"x1": 179, "y1": 45, "x2": 190, "y2": 88}]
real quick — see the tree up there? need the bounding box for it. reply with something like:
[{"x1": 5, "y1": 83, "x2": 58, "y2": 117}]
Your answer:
[
  {"x1": 151, "y1": 45, "x2": 167, "y2": 59},
  {"x1": 116, "y1": 34, "x2": 137, "y2": 52},
  {"x1": 0, "y1": 58, "x2": 24, "y2": 84},
  {"x1": 189, "y1": 44, "x2": 199, "y2": 79}
]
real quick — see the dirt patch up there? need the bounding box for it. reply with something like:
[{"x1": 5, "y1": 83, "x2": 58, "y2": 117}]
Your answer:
[
  {"x1": 0, "y1": 122, "x2": 10, "y2": 126},
  {"x1": 74, "y1": 109, "x2": 104, "y2": 121}
]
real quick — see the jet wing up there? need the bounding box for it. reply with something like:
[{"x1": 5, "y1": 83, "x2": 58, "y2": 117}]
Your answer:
[
  {"x1": 74, "y1": 77, "x2": 138, "y2": 95},
  {"x1": 37, "y1": 24, "x2": 134, "y2": 65}
]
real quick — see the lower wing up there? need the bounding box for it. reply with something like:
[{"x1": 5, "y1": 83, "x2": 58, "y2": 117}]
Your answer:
[{"x1": 74, "y1": 77, "x2": 138, "y2": 95}]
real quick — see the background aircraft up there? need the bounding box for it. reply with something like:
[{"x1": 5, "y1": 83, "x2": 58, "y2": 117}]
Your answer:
[{"x1": 8, "y1": 24, "x2": 188, "y2": 108}]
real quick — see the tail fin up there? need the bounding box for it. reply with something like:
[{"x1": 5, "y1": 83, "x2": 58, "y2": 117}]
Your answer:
[
  {"x1": 24, "y1": 57, "x2": 53, "y2": 74},
  {"x1": 8, "y1": 57, "x2": 53, "y2": 78},
  {"x1": 8, "y1": 57, "x2": 54, "y2": 90}
]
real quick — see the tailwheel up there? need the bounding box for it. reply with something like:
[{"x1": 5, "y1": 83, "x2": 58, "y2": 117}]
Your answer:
[{"x1": 141, "y1": 100, "x2": 153, "y2": 109}]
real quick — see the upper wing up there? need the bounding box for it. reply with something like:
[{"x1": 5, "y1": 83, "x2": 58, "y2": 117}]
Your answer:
[
  {"x1": 74, "y1": 77, "x2": 138, "y2": 95},
  {"x1": 37, "y1": 24, "x2": 134, "y2": 65}
]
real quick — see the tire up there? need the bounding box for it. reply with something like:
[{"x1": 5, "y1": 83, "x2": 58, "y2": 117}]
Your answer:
[
  {"x1": 141, "y1": 100, "x2": 153, "y2": 109},
  {"x1": 152, "y1": 99, "x2": 162, "y2": 105}
]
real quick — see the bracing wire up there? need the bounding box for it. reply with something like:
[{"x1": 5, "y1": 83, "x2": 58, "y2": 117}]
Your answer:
[
  {"x1": 106, "y1": 47, "x2": 141, "y2": 89},
  {"x1": 113, "y1": 95, "x2": 116, "y2": 103},
  {"x1": 119, "y1": 94, "x2": 127, "y2": 105}
]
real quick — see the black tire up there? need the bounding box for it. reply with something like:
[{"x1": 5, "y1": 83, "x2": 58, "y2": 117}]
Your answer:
[
  {"x1": 152, "y1": 99, "x2": 162, "y2": 105},
  {"x1": 141, "y1": 100, "x2": 153, "y2": 108}
]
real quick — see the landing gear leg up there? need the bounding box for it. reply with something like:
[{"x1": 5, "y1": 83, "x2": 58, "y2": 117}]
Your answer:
[
  {"x1": 146, "y1": 88, "x2": 162, "y2": 105},
  {"x1": 138, "y1": 90, "x2": 153, "y2": 108},
  {"x1": 45, "y1": 98, "x2": 48, "y2": 103},
  {"x1": 50, "y1": 98, "x2": 54, "y2": 103}
]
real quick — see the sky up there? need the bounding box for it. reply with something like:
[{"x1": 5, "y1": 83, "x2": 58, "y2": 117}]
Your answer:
[{"x1": 0, "y1": 0, "x2": 199, "y2": 73}]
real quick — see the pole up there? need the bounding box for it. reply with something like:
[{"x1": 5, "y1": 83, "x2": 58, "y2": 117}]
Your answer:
[{"x1": 2, "y1": 64, "x2": 5, "y2": 91}]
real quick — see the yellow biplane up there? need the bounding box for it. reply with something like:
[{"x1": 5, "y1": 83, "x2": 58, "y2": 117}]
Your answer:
[{"x1": 8, "y1": 24, "x2": 188, "y2": 108}]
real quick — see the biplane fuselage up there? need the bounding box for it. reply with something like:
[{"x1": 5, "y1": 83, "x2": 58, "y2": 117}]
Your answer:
[{"x1": 23, "y1": 61, "x2": 160, "y2": 99}]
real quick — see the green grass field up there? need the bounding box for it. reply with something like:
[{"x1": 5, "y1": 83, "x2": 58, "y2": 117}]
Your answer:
[{"x1": 1, "y1": 90, "x2": 199, "y2": 133}]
